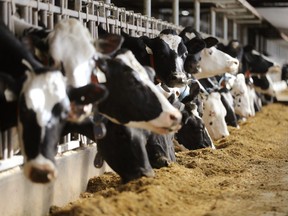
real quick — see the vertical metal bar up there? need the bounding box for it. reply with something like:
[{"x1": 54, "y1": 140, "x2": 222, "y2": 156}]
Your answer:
[
  {"x1": 40, "y1": 10, "x2": 48, "y2": 27},
  {"x1": 172, "y1": 0, "x2": 179, "y2": 26},
  {"x1": 194, "y1": 0, "x2": 200, "y2": 32},
  {"x1": 223, "y1": 15, "x2": 228, "y2": 41},
  {"x1": 32, "y1": 9, "x2": 38, "y2": 26},
  {"x1": 0, "y1": 131, "x2": 3, "y2": 159},
  {"x1": 210, "y1": 8, "x2": 216, "y2": 37},
  {"x1": 74, "y1": 0, "x2": 81, "y2": 11},
  {"x1": 144, "y1": 0, "x2": 151, "y2": 17},
  {"x1": 0, "y1": 1, "x2": 8, "y2": 26},
  {"x1": 2, "y1": 130, "x2": 8, "y2": 159},
  {"x1": 7, "y1": 129, "x2": 13, "y2": 158},
  {"x1": 22, "y1": 6, "x2": 29, "y2": 21},
  {"x1": 242, "y1": 26, "x2": 248, "y2": 45},
  {"x1": 233, "y1": 21, "x2": 237, "y2": 39}
]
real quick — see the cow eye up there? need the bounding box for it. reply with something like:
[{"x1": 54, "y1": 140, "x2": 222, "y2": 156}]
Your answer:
[{"x1": 208, "y1": 49, "x2": 213, "y2": 55}]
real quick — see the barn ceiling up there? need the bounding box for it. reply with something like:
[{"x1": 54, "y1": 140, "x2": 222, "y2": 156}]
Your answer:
[{"x1": 110, "y1": 0, "x2": 288, "y2": 40}]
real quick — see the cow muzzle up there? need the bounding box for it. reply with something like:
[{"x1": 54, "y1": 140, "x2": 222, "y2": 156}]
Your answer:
[
  {"x1": 227, "y1": 59, "x2": 239, "y2": 73},
  {"x1": 167, "y1": 72, "x2": 188, "y2": 88},
  {"x1": 24, "y1": 154, "x2": 57, "y2": 183}
]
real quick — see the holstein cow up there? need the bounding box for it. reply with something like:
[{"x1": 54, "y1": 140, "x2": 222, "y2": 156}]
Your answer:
[
  {"x1": 65, "y1": 59, "x2": 183, "y2": 182},
  {"x1": 201, "y1": 91, "x2": 229, "y2": 140},
  {"x1": 48, "y1": 19, "x2": 182, "y2": 133},
  {"x1": 158, "y1": 81, "x2": 215, "y2": 150},
  {"x1": 117, "y1": 27, "x2": 189, "y2": 87},
  {"x1": 1, "y1": 20, "x2": 108, "y2": 183},
  {"x1": 0, "y1": 21, "x2": 75, "y2": 183},
  {"x1": 229, "y1": 73, "x2": 252, "y2": 118},
  {"x1": 178, "y1": 26, "x2": 239, "y2": 79},
  {"x1": 199, "y1": 77, "x2": 239, "y2": 129}
]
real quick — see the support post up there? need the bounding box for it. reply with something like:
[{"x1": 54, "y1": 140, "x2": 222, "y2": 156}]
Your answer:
[
  {"x1": 194, "y1": 0, "x2": 200, "y2": 32},
  {"x1": 233, "y1": 21, "x2": 237, "y2": 39},
  {"x1": 144, "y1": 0, "x2": 151, "y2": 17},
  {"x1": 223, "y1": 15, "x2": 228, "y2": 41},
  {"x1": 173, "y1": 0, "x2": 179, "y2": 25},
  {"x1": 210, "y1": 8, "x2": 216, "y2": 36}
]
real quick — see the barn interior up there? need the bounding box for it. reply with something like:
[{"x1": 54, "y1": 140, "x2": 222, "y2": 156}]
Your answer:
[{"x1": 0, "y1": 1, "x2": 288, "y2": 216}]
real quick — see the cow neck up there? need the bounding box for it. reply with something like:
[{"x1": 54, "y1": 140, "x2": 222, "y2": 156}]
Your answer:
[
  {"x1": 149, "y1": 54, "x2": 162, "y2": 85},
  {"x1": 244, "y1": 70, "x2": 251, "y2": 78},
  {"x1": 91, "y1": 72, "x2": 99, "y2": 84},
  {"x1": 149, "y1": 54, "x2": 155, "y2": 69}
]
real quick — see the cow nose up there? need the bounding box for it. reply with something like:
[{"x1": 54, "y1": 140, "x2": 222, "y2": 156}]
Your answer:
[
  {"x1": 229, "y1": 59, "x2": 239, "y2": 66},
  {"x1": 170, "y1": 114, "x2": 178, "y2": 121},
  {"x1": 29, "y1": 166, "x2": 57, "y2": 183}
]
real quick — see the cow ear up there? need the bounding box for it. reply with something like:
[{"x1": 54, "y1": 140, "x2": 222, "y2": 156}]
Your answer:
[
  {"x1": 186, "y1": 38, "x2": 206, "y2": 54},
  {"x1": 204, "y1": 37, "x2": 218, "y2": 48},
  {"x1": 95, "y1": 33, "x2": 124, "y2": 56},
  {"x1": 141, "y1": 36, "x2": 154, "y2": 54}
]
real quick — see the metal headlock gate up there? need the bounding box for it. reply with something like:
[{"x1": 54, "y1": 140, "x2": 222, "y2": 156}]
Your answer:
[{"x1": 0, "y1": 1, "x2": 183, "y2": 216}]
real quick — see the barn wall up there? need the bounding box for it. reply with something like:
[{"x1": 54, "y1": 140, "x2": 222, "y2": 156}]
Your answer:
[{"x1": 0, "y1": 145, "x2": 112, "y2": 216}]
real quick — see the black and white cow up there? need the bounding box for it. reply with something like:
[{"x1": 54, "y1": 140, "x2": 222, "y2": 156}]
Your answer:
[
  {"x1": 0, "y1": 21, "x2": 73, "y2": 183},
  {"x1": 117, "y1": 27, "x2": 189, "y2": 88},
  {"x1": 157, "y1": 81, "x2": 215, "y2": 150},
  {"x1": 179, "y1": 27, "x2": 239, "y2": 80},
  {"x1": 0, "y1": 20, "x2": 110, "y2": 183},
  {"x1": 242, "y1": 45, "x2": 274, "y2": 74},
  {"x1": 47, "y1": 19, "x2": 182, "y2": 134}
]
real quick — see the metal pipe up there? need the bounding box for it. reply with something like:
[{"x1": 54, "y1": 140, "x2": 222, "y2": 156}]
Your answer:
[
  {"x1": 210, "y1": 8, "x2": 216, "y2": 37},
  {"x1": 223, "y1": 15, "x2": 228, "y2": 41},
  {"x1": 194, "y1": 0, "x2": 200, "y2": 32},
  {"x1": 173, "y1": 0, "x2": 179, "y2": 25},
  {"x1": 144, "y1": 0, "x2": 151, "y2": 17},
  {"x1": 233, "y1": 21, "x2": 237, "y2": 39}
]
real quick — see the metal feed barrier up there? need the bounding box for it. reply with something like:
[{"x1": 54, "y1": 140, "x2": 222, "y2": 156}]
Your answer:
[{"x1": 0, "y1": 0, "x2": 182, "y2": 173}]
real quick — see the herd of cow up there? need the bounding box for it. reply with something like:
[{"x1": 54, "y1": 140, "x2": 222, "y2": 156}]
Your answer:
[{"x1": 0, "y1": 16, "x2": 287, "y2": 184}]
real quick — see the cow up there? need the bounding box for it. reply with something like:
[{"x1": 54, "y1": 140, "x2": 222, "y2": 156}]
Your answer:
[
  {"x1": 201, "y1": 91, "x2": 229, "y2": 140},
  {"x1": 47, "y1": 19, "x2": 182, "y2": 133},
  {"x1": 175, "y1": 101, "x2": 215, "y2": 150},
  {"x1": 0, "y1": 20, "x2": 108, "y2": 183},
  {"x1": 96, "y1": 49, "x2": 182, "y2": 134},
  {"x1": 242, "y1": 45, "x2": 275, "y2": 74},
  {"x1": 158, "y1": 81, "x2": 215, "y2": 150},
  {"x1": 198, "y1": 76, "x2": 239, "y2": 129},
  {"x1": 229, "y1": 73, "x2": 252, "y2": 118},
  {"x1": 178, "y1": 26, "x2": 239, "y2": 79},
  {"x1": 117, "y1": 27, "x2": 189, "y2": 88}
]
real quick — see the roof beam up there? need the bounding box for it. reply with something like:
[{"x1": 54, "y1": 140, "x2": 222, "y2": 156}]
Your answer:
[
  {"x1": 227, "y1": 14, "x2": 255, "y2": 19},
  {"x1": 235, "y1": 19, "x2": 262, "y2": 24},
  {"x1": 213, "y1": 7, "x2": 247, "y2": 13}
]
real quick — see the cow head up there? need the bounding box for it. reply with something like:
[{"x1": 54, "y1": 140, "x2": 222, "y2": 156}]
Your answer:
[
  {"x1": 242, "y1": 45, "x2": 274, "y2": 74},
  {"x1": 175, "y1": 101, "x2": 215, "y2": 150},
  {"x1": 142, "y1": 29, "x2": 188, "y2": 87},
  {"x1": 194, "y1": 46, "x2": 239, "y2": 79},
  {"x1": 202, "y1": 91, "x2": 229, "y2": 140},
  {"x1": 230, "y1": 74, "x2": 252, "y2": 118},
  {"x1": 95, "y1": 49, "x2": 182, "y2": 134},
  {"x1": 18, "y1": 70, "x2": 70, "y2": 183},
  {"x1": 48, "y1": 18, "x2": 123, "y2": 122},
  {"x1": 96, "y1": 120, "x2": 154, "y2": 183},
  {"x1": 179, "y1": 27, "x2": 239, "y2": 79}
]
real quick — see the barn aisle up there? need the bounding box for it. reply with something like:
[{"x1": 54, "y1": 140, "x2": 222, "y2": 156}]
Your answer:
[{"x1": 50, "y1": 102, "x2": 288, "y2": 216}]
